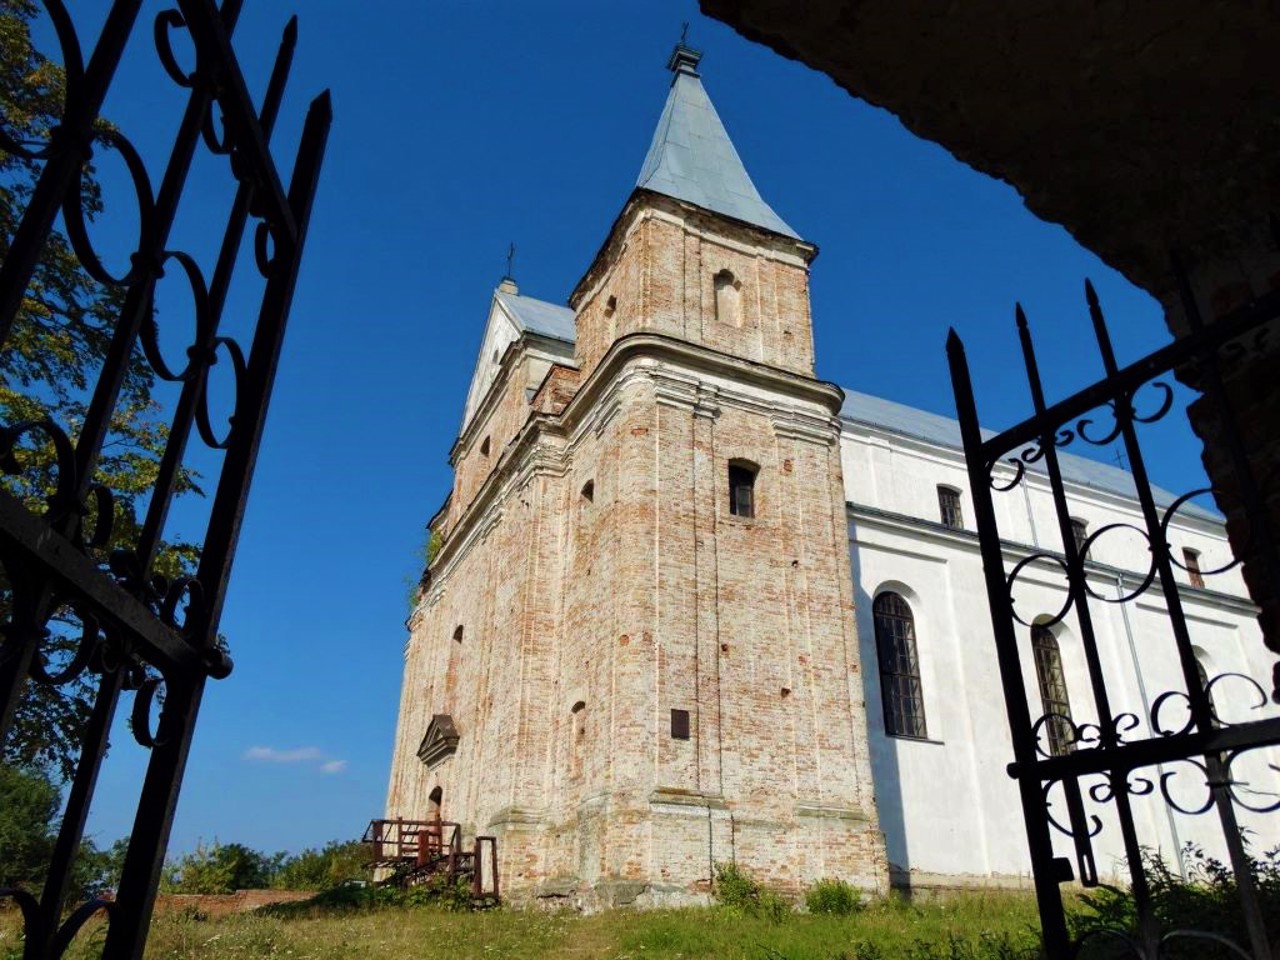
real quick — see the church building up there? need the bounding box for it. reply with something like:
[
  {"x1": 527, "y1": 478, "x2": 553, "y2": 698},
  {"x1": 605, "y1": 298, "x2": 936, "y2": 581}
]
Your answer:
[{"x1": 386, "y1": 43, "x2": 1278, "y2": 905}]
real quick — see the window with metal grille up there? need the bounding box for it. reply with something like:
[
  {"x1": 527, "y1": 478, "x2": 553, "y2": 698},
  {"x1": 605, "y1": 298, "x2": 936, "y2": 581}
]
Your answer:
[
  {"x1": 873, "y1": 593, "x2": 928, "y2": 738},
  {"x1": 1031, "y1": 624, "x2": 1074, "y2": 757},
  {"x1": 937, "y1": 486, "x2": 963, "y2": 529},
  {"x1": 1070, "y1": 518, "x2": 1088, "y2": 555},
  {"x1": 729, "y1": 461, "x2": 757, "y2": 518},
  {"x1": 1184, "y1": 547, "x2": 1205, "y2": 588}
]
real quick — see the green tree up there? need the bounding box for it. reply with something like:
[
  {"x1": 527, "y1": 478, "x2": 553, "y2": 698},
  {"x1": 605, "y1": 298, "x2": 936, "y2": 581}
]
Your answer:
[
  {"x1": 0, "y1": 763, "x2": 57, "y2": 890},
  {"x1": 272, "y1": 840, "x2": 372, "y2": 891},
  {"x1": 161, "y1": 841, "x2": 277, "y2": 894},
  {"x1": 0, "y1": 764, "x2": 116, "y2": 897},
  {"x1": 1, "y1": 0, "x2": 201, "y2": 780}
]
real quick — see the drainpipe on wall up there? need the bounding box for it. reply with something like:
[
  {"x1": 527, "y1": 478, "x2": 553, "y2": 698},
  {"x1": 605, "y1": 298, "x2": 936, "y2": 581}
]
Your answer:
[{"x1": 1115, "y1": 572, "x2": 1187, "y2": 879}]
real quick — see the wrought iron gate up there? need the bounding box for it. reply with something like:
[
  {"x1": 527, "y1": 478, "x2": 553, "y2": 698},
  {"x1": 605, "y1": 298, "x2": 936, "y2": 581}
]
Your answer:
[
  {"x1": 0, "y1": 2, "x2": 328, "y2": 957},
  {"x1": 947, "y1": 254, "x2": 1280, "y2": 958}
]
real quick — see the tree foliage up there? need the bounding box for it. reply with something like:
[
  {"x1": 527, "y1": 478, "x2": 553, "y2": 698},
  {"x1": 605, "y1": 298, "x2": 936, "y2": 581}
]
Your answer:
[
  {"x1": 159, "y1": 839, "x2": 373, "y2": 894},
  {"x1": 0, "y1": 764, "x2": 118, "y2": 897},
  {"x1": 161, "y1": 842, "x2": 280, "y2": 895},
  {"x1": 0, "y1": 762, "x2": 59, "y2": 890},
  {"x1": 0, "y1": 0, "x2": 200, "y2": 780},
  {"x1": 270, "y1": 840, "x2": 372, "y2": 892}
]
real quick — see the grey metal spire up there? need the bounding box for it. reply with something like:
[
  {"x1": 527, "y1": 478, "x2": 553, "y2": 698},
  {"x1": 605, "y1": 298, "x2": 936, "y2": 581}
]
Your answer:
[{"x1": 635, "y1": 41, "x2": 800, "y2": 240}]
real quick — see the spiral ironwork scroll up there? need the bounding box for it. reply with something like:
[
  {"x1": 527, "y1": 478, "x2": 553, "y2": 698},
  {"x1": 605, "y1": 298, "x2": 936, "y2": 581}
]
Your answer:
[
  {"x1": 0, "y1": 2, "x2": 330, "y2": 957},
  {"x1": 948, "y1": 272, "x2": 1280, "y2": 959},
  {"x1": 1006, "y1": 552, "x2": 1074, "y2": 627}
]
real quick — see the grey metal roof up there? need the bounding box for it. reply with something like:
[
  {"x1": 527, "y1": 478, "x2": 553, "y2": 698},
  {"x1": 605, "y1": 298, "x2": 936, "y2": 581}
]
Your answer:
[
  {"x1": 636, "y1": 57, "x2": 800, "y2": 240},
  {"x1": 840, "y1": 389, "x2": 1221, "y2": 522},
  {"x1": 485, "y1": 293, "x2": 1210, "y2": 523},
  {"x1": 495, "y1": 290, "x2": 576, "y2": 344}
]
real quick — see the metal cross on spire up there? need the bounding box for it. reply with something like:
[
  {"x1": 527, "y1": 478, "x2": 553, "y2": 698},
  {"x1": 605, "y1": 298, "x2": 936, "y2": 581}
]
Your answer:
[{"x1": 504, "y1": 242, "x2": 515, "y2": 281}]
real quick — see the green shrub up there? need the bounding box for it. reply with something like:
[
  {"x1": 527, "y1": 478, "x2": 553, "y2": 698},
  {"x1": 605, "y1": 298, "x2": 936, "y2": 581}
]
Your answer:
[
  {"x1": 758, "y1": 888, "x2": 793, "y2": 923},
  {"x1": 1070, "y1": 842, "x2": 1280, "y2": 959},
  {"x1": 713, "y1": 861, "x2": 761, "y2": 911},
  {"x1": 712, "y1": 861, "x2": 792, "y2": 921},
  {"x1": 272, "y1": 840, "x2": 372, "y2": 892},
  {"x1": 806, "y1": 876, "x2": 861, "y2": 915},
  {"x1": 161, "y1": 841, "x2": 275, "y2": 893}
]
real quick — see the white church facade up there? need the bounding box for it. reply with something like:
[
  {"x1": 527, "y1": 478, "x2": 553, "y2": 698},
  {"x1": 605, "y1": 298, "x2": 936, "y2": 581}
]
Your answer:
[
  {"x1": 842, "y1": 392, "x2": 1278, "y2": 887},
  {"x1": 386, "y1": 42, "x2": 1280, "y2": 904}
]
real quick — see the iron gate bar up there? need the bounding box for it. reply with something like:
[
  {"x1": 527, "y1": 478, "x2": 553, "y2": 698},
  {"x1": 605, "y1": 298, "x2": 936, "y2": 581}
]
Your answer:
[
  {"x1": 0, "y1": 0, "x2": 141, "y2": 345},
  {"x1": 948, "y1": 328, "x2": 1073, "y2": 958},
  {"x1": 0, "y1": 2, "x2": 330, "y2": 958},
  {"x1": 1005, "y1": 714, "x2": 1280, "y2": 779},
  {"x1": 1086, "y1": 277, "x2": 1273, "y2": 958},
  {"x1": 976, "y1": 282, "x2": 1280, "y2": 467},
  {"x1": 947, "y1": 259, "x2": 1280, "y2": 960},
  {"x1": 133, "y1": 15, "x2": 297, "y2": 576}
]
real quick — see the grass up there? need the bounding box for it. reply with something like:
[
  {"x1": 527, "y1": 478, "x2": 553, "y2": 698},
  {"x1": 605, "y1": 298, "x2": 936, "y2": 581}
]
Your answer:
[{"x1": 0, "y1": 890, "x2": 1046, "y2": 960}]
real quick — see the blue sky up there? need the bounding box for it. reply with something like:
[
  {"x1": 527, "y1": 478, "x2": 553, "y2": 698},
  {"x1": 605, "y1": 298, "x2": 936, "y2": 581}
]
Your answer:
[{"x1": 47, "y1": 1, "x2": 1212, "y2": 857}]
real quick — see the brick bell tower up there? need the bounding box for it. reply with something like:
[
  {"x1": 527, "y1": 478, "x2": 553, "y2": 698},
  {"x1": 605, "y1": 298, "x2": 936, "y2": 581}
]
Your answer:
[{"x1": 386, "y1": 41, "x2": 884, "y2": 906}]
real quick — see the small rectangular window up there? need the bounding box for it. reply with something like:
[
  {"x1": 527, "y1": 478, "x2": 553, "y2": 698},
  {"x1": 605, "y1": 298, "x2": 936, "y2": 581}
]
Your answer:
[
  {"x1": 729, "y1": 463, "x2": 756, "y2": 518},
  {"x1": 937, "y1": 486, "x2": 963, "y2": 529},
  {"x1": 1184, "y1": 548, "x2": 1204, "y2": 588},
  {"x1": 670, "y1": 709, "x2": 690, "y2": 740}
]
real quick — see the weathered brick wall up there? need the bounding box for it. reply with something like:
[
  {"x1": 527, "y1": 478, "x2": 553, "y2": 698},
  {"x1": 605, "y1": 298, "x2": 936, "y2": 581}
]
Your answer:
[
  {"x1": 573, "y1": 198, "x2": 817, "y2": 381},
  {"x1": 448, "y1": 352, "x2": 553, "y2": 533},
  {"x1": 390, "y1": 194, "x2": 885, "y2": 904},
  {"x1": 531, "y1": 364, "x2": 581, "y2": 415}
]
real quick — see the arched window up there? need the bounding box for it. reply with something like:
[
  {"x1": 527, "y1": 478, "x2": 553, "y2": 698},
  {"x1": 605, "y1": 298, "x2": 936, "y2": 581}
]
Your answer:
[
  {"x1": 452, "y1": 625, "x2": 463, "y2": 644},
  {"x1": 1069, "y1": 518, "x2": 1089, "y2": 554},
  {"x1": 873, "y1": 593, "x2": 928, "y2": 738},
  {"x1": 728, "y1": 460, "x2": 757, "y2": 518},
  {"x1": 1031, "y1": 624, "x2": 1074, "y2": 756},
  {"x1": 569, "y1": 701, "x2": 587, "y2": 779},
  {"x1": 714, "y1": 269, "x2": 741, "y2": 327},
  {"x1": 580, "y1": 479, "x2": 595, "y2": 503},
  {"x1": 1194, "y1": 657, "x2": 1217, "y2": 722},
  {"x1": 479, "y1": 436, "x2": 491, "y2": 457},
  {"x1": 937, "y1": 486, "x2": 963, "y2": 529},
  {"x1": 425, "y1": 786, "x2": 444, "y2": 857}
]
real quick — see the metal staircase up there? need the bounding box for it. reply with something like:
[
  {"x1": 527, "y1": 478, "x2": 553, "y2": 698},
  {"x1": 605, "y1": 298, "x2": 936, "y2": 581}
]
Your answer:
[{"x1": 363, "y1": 818, "x2": 499, "y2": 904}]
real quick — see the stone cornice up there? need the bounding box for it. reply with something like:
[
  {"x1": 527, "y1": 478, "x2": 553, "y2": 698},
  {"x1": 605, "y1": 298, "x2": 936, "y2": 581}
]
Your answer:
[
  {"x1": 841, "y1": 419, "x2": 1229, "y2": 538},
  {"x1": 773, "y1": 410, "x2": 841, "y2": 446},
  {"x1": 564, "y1": 332, "x2": 844, "y2": 427},
  {"x1": 416, "y1": 334, "x2": 843, "y2": 614},
  {"x1": 847, "y1": 501, "x2": 1259, "y2": 615}
]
